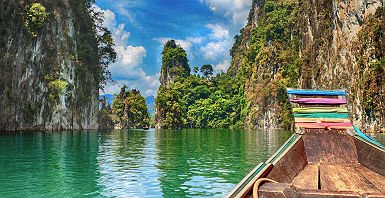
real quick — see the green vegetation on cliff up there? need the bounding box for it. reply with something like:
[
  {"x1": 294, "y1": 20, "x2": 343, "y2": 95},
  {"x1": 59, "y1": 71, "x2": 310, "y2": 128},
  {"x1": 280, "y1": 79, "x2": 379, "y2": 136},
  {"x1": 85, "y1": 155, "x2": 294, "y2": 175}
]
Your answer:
[
  {"x1": 71, "y1": 0, "x2": 117, "y2": 96},
  {"x1": 160, "y1": 40, "x2": 191, "y2": 85},
  {"x1": 155, "y1": 1, "x2": 300, "y2": 129},
  {"x1": 0, "y1": 0, "x2": 116, "y2": 130},
  {"x1": 156, "y1": 73, "x2": 246, "y2": 129},
  {"x1": 24, "y1": 3, "x2": 48, "y2": 37},
  {"x1": 229, "y1": 0, "x2": 300, "y2": 129},
  {"x1": 355, "y1": 7, "x2": 385, "y2": 122},
  {"x1": 229, "y1": 1, "x2": 384, "y2": 132},
  {"x1": 155, "y1": 40, "x2": 246, "y2": 129},
  {"x1": 109, "y1": 86, "x2": 150, "y2": 129},
  {"x1": 155, "y1": 1, "x2": 385, "y2": 131}
]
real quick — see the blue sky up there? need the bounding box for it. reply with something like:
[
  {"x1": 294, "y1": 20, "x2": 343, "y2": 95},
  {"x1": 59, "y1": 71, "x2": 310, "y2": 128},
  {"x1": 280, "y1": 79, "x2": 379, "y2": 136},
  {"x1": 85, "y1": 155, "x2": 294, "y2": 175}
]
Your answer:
[{"x1": 95, "y1": 0, "x2": 252, "y2": 97}]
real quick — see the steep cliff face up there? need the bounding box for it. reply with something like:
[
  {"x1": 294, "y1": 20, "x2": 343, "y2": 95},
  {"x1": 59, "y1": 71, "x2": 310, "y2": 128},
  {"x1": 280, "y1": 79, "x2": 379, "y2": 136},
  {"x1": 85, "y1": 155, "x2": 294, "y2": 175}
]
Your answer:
[
  {"x1": 299, "y1": 0, "x2": 385, "y2": 132},
  {"x1": 0, "y1": 0, "x2": 113, "y2": 130},
  {"x1": 155, "y1": 40, "x2": 190, "y2": 129},
  {"x1": 230, "y1": 0, "x2": 385, "y2": 132},
  {"x1": 229, "y1": 1, "x2": 300, "y2": 130},
  {"x1": 159, "y1": 40, "x2": 191, "y2": 86}
]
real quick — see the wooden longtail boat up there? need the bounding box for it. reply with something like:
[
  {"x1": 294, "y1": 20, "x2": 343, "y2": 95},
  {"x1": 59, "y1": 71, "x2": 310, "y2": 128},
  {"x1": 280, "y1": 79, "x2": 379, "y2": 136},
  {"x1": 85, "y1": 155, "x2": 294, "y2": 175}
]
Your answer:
[{"x1": 227, "y1": 89, "x2": 385, "y2": 198}]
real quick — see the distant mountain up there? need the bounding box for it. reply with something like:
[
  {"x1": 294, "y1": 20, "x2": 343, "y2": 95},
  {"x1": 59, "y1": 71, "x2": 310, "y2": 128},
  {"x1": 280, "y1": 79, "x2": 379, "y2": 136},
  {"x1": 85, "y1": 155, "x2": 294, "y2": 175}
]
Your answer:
[{"x1": 145, "y1": 96, "x2": 155, "y2": 116}]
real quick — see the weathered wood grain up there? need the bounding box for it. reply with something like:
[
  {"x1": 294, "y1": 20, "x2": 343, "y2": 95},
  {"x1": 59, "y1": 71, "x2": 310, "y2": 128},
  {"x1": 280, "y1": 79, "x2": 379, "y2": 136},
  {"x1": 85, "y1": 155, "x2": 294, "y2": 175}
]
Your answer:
[
  {"x1": 356, "y1": 166, "x2": 385, "y2": 193},
  {"x1": 320, "y1": 164, "x2": 381, "y2": 194},
  {"x1": 291, "y1": 163, "x2": 319, "y2": 190},
  {"x1": 267, "y1": 138, "x2": 308, "y2": 183},
  {"x1": 228, "y1": 128, "x2": 385, "y2": 198},
  {"x1": 303, "y1": 129, "x2": 358, "y2": 164},
  {"x1": 258, "y1": 183, "x2": 289, "y2": 198},
  {"x1": 354, "y1": 138, "x2": 385, "y2": 177}
]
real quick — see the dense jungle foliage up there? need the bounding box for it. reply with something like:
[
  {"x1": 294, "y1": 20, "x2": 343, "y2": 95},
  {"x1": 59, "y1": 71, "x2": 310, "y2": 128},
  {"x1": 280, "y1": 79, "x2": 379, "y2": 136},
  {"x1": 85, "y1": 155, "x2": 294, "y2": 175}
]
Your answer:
[
  {"x1": 104, "y1": 86, "x2": 151, "y2": 129},
  {"x1": 71, "y1": 0, "x2": 116, "y2": 97},
  {"x1": 155, "y1": 41, "x2": 247, "y2": 129},
  {"x1": 155, "y1": 0, "x2": 301, "y2": 129},
  {"x1": 229, "y1": 0, "x2": 300, "y2": 129}
]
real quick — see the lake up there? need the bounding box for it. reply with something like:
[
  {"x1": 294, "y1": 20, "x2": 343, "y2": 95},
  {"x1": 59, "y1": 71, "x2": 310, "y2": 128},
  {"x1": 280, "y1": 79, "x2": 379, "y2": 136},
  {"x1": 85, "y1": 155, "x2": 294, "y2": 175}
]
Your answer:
[{"x1": 0, "y1": 129, "x2": 384, "y2": 197}]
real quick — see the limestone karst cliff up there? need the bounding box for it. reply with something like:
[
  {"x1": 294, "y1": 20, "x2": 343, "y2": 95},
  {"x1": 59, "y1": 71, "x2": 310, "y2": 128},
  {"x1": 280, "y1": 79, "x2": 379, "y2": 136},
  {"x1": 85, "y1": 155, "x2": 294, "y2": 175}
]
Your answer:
[
  {"x1": 155, "y1": 40, "x2": 191, "y2": 129},
  {"x1": 230, "y1": 0, "x2": 385, "y2": 132},
  {"x1": 154, "y1": 40, "x2": 247, "y2": 129},
  {"x1": 159, "y1": 40, "x2": 191, "y2": 86},
  {"x1": 0, "y1": 0, "x2": 115, "y2": 130}
]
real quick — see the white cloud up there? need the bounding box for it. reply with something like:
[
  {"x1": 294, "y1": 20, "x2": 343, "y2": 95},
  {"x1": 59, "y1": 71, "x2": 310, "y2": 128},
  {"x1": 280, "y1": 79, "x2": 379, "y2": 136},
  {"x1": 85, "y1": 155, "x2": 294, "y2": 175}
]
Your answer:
[
  {"x1": 94, "y1": 5, "x2": 159, "y2": 97},
  {"x1": 154, "y1": 37, "x2": 202, "y2": 55},
  {"x1": 201, "y1": 41, "x2": 224, "y2": 60},
  {"x1": 111, "y1": 24, "x2": 130, "y2": 46},
  {"x1": 106, "y1": 20, "x2": 146, "y2": 80},
  {"x1": 92, "y1": 5, "x2": 116, "y2": 30},
  {"x1": 92, "y1": 5, "x2": 130, "y2": 46},
  {"x1": 102, "y1": 81, "x2": 124, "y2": 96},
  {"x1": 206, "y1": 24, "x2": 229, "y2": 40},
  {"x1": 102, "y1": 73, "x2": 160, "y2": 97},
  {"x1": 109, "y1": 45, "x2": 146, "y2": 78},
  {"x1": 102, "y1": 10, "x2": 117, "y2": 30},
  {"x1": 154, "y1": 23, "x2": 232, "y2": 70},
  {"x1": 200, "y1": 0, "x2": 251, "y2": 26},
  {"x1": 214, "y1": 59, "x2": 230, "y2": 73},
  {"x1": 154, "y1": 24, "x2": 232, "y2": 61},
  {"x1": 200, "y1": 24, "x2": 232, "y2": 60}
]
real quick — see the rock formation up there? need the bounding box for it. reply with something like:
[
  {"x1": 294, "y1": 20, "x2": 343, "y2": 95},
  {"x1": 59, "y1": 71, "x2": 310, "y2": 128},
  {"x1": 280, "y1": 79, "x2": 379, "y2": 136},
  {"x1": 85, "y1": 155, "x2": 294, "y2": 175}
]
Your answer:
[
  {"x1": 230, "y1": 0, "x2": 385, "y2": 132},
  {"x1": 155, "y1": 40, "x2": 190, "y2": 129},
  {"x1": 0, "y1": 0, "x2": 115, "y2": 130},
  {"x1": 159, "y1": 40, "x2": 191, "y2": 86}
]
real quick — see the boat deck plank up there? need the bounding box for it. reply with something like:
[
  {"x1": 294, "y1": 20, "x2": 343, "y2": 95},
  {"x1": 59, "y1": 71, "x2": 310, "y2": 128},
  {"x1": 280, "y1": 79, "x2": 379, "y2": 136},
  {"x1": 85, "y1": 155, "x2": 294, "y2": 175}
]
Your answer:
[
  {"x1": 227, "y1": 128, "x2": 385, "y2": 198},
  {"x1": 356, "y1": 166, "x2": 385, "y2": 193},
  {"x1": 320, "y1": 164, "x2": 381, "y2": 194},
  {"x1": 291, "y1": 163, "x2": 319, "y2": 190}
]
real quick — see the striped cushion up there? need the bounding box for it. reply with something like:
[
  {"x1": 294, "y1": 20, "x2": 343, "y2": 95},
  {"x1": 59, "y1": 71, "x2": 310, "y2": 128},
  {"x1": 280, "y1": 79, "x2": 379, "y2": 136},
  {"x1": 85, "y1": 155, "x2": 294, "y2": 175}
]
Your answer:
[
  {"x1": 287, "y1": 88, "x2": 353, "y2": 130},
  {"x1": 290, "y1": 98, "x2": 347, "y2": 104},
  {"x1": 293, "y1": 107, "x2": 348, "y2": 113}
]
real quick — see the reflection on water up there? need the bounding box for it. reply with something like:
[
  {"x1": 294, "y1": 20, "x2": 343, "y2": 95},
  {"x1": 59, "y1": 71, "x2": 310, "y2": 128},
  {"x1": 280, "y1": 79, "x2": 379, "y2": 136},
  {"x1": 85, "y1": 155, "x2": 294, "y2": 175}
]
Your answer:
[
  {"x1": 0, "y1": 129, "x2": 383, "y2": 197},
  {"x1": 97, "y1": 130, "x2": 162, "y2": 197},
  {"x1": 154, "y1": 129, "x2": 291, "y2": 197}
]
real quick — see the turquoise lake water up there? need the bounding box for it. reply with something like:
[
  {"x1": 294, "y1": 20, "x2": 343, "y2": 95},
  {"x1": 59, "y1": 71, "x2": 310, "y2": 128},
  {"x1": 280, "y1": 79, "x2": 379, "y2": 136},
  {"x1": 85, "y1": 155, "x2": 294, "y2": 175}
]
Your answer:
[{"x1": 0, "y1": 129, "x2": 384, "y2": 197}]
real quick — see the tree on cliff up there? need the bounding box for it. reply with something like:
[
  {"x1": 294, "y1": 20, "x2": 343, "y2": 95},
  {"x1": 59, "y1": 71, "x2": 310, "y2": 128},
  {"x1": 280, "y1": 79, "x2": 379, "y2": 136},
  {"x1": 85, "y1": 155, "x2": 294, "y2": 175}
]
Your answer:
[
  {"x1": 228, "y1": 0, "x2": 300, "y2": 129},
  {"x1": 200, "y1": 64, "x2": 213, "y2": 78},
  {"x1": 98, "y1": 96, "x2": 114, "y2": 129},
  {"x1": 111, "y1": 87, "x2": 150, "y2": 129}
]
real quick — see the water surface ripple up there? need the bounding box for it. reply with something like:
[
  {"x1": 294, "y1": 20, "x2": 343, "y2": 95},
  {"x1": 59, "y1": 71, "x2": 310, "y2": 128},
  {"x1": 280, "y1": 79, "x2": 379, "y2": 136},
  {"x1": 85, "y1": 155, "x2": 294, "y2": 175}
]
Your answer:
[{"x1": 1, "y1": 129, "x2": 383, "y2": 197}]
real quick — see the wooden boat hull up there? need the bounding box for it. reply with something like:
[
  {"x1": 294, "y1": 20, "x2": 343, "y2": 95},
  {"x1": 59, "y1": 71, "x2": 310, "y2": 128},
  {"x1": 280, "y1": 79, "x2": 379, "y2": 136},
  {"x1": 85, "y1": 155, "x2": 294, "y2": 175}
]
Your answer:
[{"x1": 227, "y1": 129, "x2": 385, "y2": 198}]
